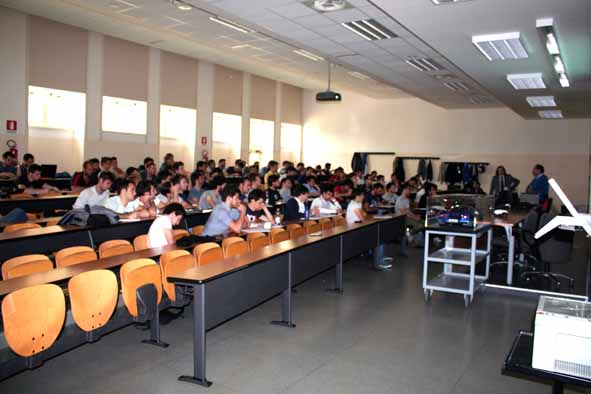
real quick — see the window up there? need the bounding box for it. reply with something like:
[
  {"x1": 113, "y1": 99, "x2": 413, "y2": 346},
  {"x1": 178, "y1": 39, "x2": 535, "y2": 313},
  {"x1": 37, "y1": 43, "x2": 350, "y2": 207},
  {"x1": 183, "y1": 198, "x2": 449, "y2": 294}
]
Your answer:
[
  {"x1": 280, "y1": 123, "x2": 302, "y2": 163},
  {"x1": 160, "y1": 105, "x2": 196, "y2": 142},
  {"x1": 28, "y1": 86, "x2": 85, "y2": 130},
  {"x1": 102, "y1": 96, "x2": 147, "y2": 135},
  {"x1": 249, "y1": 118, "x2": 274, "y2": 166},
  {"x1": 212, "y1": 112, "x2": 241, "y2": 162}
]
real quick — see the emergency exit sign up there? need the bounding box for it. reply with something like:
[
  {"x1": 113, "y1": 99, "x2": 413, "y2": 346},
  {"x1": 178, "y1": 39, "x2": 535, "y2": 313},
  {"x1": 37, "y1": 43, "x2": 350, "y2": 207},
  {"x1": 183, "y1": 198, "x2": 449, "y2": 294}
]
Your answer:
[{"x1": 6, "y1": 120, "x2": 17, "y2": 132}]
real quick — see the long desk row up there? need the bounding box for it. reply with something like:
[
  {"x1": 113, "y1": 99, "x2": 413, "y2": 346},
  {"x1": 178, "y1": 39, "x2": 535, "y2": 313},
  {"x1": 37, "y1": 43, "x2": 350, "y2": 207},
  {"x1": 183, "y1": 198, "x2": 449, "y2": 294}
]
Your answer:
[
  {"x1": 0, "y1": 194, "x2": 79, "y2": 215},
  {"x1": 0, "y1": 211, "x2": 210, "y2": 262},
  {"x1": 0, "y1": 214, "x2": 405, "y2": 383}
]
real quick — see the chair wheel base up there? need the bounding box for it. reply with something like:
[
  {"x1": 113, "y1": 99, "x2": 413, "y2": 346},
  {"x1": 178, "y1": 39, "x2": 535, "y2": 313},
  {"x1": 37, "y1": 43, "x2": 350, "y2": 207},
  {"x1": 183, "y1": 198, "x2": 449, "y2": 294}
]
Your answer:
[
  {"x1": 178, "y1": 375, "x2": 212, "y2": 387},
  {"x1": 141, "y1": 339, "x2": 169, "y2": 348},
  {"x1": 270, "y1": 320, "x2": 296, "y2": 328}
]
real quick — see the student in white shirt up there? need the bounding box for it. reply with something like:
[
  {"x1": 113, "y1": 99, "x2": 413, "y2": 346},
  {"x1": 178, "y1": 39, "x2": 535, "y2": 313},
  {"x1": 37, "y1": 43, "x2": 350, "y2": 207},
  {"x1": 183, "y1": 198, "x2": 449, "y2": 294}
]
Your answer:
[
  {"x1": 346, "y1": 190, "x2": 366, "y2": 224},
  {"x1": 154, "y1": 182, "x2": 171, "y2": 210},
  {"x1": 147, "y1": 203, "x2": 186, "y2": 248},
  {"x1": 310, "y1": 185, "x2": 343, "y2": 216},
  {"x1": 73, "y1": 171, "x2": 115, "y2": 209},
  {"x1": 133, "y1": 181, "x2": 157, "y2": 218},
  {"x1": 105, "y1": 179, "x2": 139, "y2": 215}
]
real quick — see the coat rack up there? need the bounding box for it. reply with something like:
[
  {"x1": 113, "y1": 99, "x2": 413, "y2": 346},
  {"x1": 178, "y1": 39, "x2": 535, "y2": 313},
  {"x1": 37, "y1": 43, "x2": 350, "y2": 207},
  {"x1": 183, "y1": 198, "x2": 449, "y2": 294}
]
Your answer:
[
  {"x1": 397, "y1": 156, "x2": 440, "y2": 160},
  {"x1": 444, "y1": 161, "x2": 490, "y2": 166}
]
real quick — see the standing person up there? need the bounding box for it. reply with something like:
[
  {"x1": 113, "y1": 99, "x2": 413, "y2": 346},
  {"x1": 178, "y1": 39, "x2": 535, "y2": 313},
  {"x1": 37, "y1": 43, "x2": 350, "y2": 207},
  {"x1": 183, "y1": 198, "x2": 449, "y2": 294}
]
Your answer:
[
  {"x1": 526, "y1": 164, "x2": 550, "y2": 204},
  {"x1": 284, "y1": 184, "x2": 309, "y2": 221},
  {"x1": 188, "y1": 171, "x2": 206, "y2": 205},
  {"x1": 265, "y1": 174, "x2": 282, "y2": 207},
  {"x1": 310, "y1": 185, "x2": 343, "y2": 216},
  {"x1": 17, "y1": 164, "x2": 60, "y2": 195},
  {"x1": 490, "y1": 166, "x2": 520, "y2": 203},
  {"x1": 346, "y1": 190, "x2": 365, "y2": 224},
  {"x1": 147, "y1": 203, "x2": 186, "y2": 248},
  {"x1": 198, "y1": 176, "x2": 224, "y2": 210},
  {"x1": 244, "y1": 189, "x2": 273, "y2": 224},
  {"x1": 201, "y1": 185, "x2": 246, "y2": 237},
  {"x1": 279, "y1": 177, "x2": 293, "y2": 201},
  {"x1": 73, "y1": 171, "x2": 115, "y2": 209}
]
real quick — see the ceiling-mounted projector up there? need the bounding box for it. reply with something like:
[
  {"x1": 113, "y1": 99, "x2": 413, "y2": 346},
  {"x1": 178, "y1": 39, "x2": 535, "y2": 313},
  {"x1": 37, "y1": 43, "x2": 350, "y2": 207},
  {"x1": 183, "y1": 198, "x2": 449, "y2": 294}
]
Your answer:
[
  {"x1": 316, "y1": 62, "x2": 342, "y2": 102},
  {"x1": 313, "y1": 0, "x2": 347, "y2": 12}
]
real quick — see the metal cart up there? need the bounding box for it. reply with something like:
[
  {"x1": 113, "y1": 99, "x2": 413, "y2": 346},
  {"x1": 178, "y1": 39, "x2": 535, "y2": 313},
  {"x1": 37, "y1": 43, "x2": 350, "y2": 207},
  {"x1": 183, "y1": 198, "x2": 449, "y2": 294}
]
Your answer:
[{"x1": 423, "y1": 223, "x2": 492, "y2": 307}]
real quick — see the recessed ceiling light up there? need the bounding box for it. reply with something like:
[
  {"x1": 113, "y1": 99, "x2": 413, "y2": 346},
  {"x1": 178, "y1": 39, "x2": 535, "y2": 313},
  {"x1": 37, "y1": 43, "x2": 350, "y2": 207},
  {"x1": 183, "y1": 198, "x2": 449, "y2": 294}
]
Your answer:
[
  {"x1": 209, "y1": 16, "x2": 252, "y2": 34},
  {"x1": 293, "y1": 49, "x2": 324, "y2": 61},
  {"x1": 559, "y1": 73, "x2": 570, "y2": 88},
  {"x1": 526, "y1": 96, "x2": 556, "y2": 107},
  {"x1": 507, "y1": 73, "x2": 546, "y2": 90},
  {"x1": 472, "y1": 32, "x2": 528, "y2": 61},
  {"x1": 538, "y1": 110, "x2": 563, "y2": 119},
  {"x1": 405, "y1": 57, "x2": 444, "y2": 72},
  {"x1": 341, "y1": 19, "x2": 396, "y2": 41},
  {"x1": 171, "y1": 0, "x2": 192, "y2": 11},
  {"x1": 537, "y1": 18, "x2": 570, "y2": 89}
]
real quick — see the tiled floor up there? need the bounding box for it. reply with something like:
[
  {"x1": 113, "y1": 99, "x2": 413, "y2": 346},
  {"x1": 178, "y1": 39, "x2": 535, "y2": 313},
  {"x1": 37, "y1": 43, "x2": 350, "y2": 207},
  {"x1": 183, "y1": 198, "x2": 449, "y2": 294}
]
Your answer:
[{"x1": 0, "y1": 246, "x2": 576, "y2": 394}]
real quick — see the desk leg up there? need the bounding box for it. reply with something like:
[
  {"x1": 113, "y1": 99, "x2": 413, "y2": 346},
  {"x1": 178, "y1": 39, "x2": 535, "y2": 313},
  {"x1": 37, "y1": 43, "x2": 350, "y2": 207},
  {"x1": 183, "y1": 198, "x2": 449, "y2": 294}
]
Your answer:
[
  {"x1": 506, "y1": 227, "x2": 515, "y2": 285},
  {"x1": 178, "y1": 284, "x2": 212, "y2": 387},
  {"x1": 552, "y1": 381, "x2": 563, "y2": 394},
  {"x1": 271, "y1": 254, "x2": 296, "y2": 328},
  {"x1": 326, "y1": 236, "x2": 344, "y2": 294}
]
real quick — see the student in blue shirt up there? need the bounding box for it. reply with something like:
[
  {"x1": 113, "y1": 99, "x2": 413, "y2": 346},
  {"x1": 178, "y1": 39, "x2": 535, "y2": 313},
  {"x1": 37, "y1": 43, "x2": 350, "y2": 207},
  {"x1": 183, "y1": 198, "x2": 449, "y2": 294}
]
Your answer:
[
  {"x1": 0, "y1": 151, "x2": 17, "y2": 177},
  {"x1": 202, "y1": 185, "x2": 246, "y2": 237},
  {"x1": 526, "y1": 164, "x2": 549, "y2": 203}
]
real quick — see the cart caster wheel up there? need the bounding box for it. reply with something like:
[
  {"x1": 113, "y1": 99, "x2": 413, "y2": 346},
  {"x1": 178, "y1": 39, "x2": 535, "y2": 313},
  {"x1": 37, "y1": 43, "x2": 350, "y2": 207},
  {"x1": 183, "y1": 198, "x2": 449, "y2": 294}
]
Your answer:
[
  {"x1": 424, "y1": 289, "x2": 432, "y2": 302},
  {"x1": 464, "y1": 295, "x2": 471, "y2": 308}
]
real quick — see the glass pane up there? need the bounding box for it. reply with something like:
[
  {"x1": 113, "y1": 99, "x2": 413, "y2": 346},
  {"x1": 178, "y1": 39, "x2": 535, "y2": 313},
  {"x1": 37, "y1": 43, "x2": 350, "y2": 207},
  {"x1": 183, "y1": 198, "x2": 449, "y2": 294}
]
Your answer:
[
  {"x1": 212, "y1": 112, "x2": 241, "y2": 163},
  {"x1": 280, "y1": 122, "x2": 301, "y2": 163},
  {"x1": 102, "y1": 96, "x2": 147, "y2": 135},
  {"x1": 249, "y1": 118, "x2": 274, "y2": 166}
]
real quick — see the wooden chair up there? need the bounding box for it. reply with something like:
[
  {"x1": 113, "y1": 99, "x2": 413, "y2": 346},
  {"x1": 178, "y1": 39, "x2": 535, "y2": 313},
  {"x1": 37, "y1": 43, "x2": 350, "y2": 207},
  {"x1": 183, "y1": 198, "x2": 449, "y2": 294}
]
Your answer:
[
  {"x1": 2, "y1": 255, "x2": 53, "y2": 280},
  {"x1": 191, "y1": 225, "x2": 205, "y2": 236},
  {"x1": 162, "y1": 254, "x2": 195, "y2": 303},
  {"x1": 1, "y1": 284, "x2": 65, "y2": 358},
  {"x1": 246, "y1": 232, "x2": 266, "y2": 242},
  {"x1": 319, "y1": 218, "x2": 334, "y2": 231},
  {"x1": 333, "y1": 216, "x2": 346, "y2": 227},
  {"x1": 270, "y1": 230, "x2": 290, "y2": 244},
  {"x1": 55, "y1": 246, "x2": 97, "y2": 268},
  {"x1": 133, "y1": 234, "x2": 150, "y2": 251},
  {"x1": 304, "y1": 222, "x2": 322, "y2": 234},
  {"x1": 303, "y1": 220, "x2": 317, "y2": 228},
  {"x1": 159, "y1": 250, "x2": 191, "y2": 301},
  {"x1": 286, "y1": 223, "x2": 302, "y2": 232},
  {"x1": 120, "y1": 259, "x2": 161, "y2": 318},
  {"x1": 289, "y1": 227, "x2": 306, "y2": 240},
  {"x1": 222, "y1": 237, "x2": 249, "y2": 257},
  {"x1": 68, "y1": 270, "x2": 118, "y2": 341},
  {"x1": 9, "y1": 193, "x2": 35, "y2": 200},
  {"x1": 45, "y1": 217, "x2": 61, "y2": 227},
  {"x1": 249, "y1": 235, "x2": 270, "y2": 251},
  {"x1": 3, "y1": 223, "x2": 41, "y2": 233},
  {"x1": 172, "y1": 229, "x2": 190, "y2": 241},
  {"x1": 193, "y1": 242, "x2": 223, "y2": 266},
  {"x1": 99, "y1": 240, "x2": 133, "y2": 259}
]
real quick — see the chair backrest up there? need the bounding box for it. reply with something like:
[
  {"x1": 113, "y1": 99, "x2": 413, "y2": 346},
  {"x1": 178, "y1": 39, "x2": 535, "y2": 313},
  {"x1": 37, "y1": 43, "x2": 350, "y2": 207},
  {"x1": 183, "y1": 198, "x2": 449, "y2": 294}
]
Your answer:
[
  {"x1": 303, "y1": 220, "x2": 317, "y2": 228},
  {"x1": 159, "y1": 250, "x2": 192, "y2": 300},
  {"x1": 224, "y1": 239, "x2": 249, "y2": 257},
  {"x1": 99, "y1": 239, "x2": 133, "y2": 259},
  {"x1": 133, "y1": 234, "x2": 150, "y2": 251},
  {"x1": 289, "y1": 227, "x2": 306, "y2": 239},
  {"x1": 305, "y1": 223, "x2": 322, "y2": 234},
  {"x1": 318, "y1": 217, "x2": 332, "y2": 225},
  {"x1": 1, "y1": 284, "x2": 65, "y2": 357},
  {"x1": 173, "y1": 229, "x2": 190, "y2": 241},
  {"x1": 333, "y1": 216, "x2": 346, "y2": 226},
  {"x1": 520, "y1": 210, "x2": 540, "y2": 251},
  {"x1": 270, "y1": 230, "x2": 290, "y2": 244},
  {"x1": 3, "y1": 223, "x2": 41, "y2": 233},
  {"x1": 9, "y1": 193, "x2": 35, "y2": 200},
  {"x1": 320, "y1": 220, "x2": 334, "y2": 231},
  {"x1": 249, "y1": 235, "x2": 270, "y2": 251},
  {"x1": 191, "y1": 225, "x2": 205, "y2": 236},
  {"x1": 162, "y1": 254, "x2": 195, "y2": 301},
  {"x1": 2, "y1": 255, "x2": 53, "y2": 280},
  {"x1": 68, "y1": 270, "x2": 118, "y2": 332},
  {"x1": 120, "y1": 259, "x2": 162, "y2": 317},
  {"x1": 45, "y1": 217, "x2": 62, "y2": 227},
  {"x1": 55, "y1": 246, "x2": 97, "y2": 268},
  {"x1": 246, "y1": 232, "x2": 266, "y2": 242},
  {"x1": 286, "y1": 224, "x2": 302, "y2": 232},
  {"x1": 193, "y1": 243, "x2": 223, "y2": 266},
  {"x1": 222, "y1": 237, "x2": 245, "y2": 256},
  {"x1": 537, "y1": 213, "x2": 574, "y2": 264}
]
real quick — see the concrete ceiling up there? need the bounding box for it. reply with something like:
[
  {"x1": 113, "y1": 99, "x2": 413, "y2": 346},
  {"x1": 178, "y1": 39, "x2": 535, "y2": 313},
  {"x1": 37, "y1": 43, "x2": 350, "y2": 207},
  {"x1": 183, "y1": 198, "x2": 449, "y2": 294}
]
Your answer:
[{"x1": 1, "y1": 0, "x2": 589, "y2": 118}]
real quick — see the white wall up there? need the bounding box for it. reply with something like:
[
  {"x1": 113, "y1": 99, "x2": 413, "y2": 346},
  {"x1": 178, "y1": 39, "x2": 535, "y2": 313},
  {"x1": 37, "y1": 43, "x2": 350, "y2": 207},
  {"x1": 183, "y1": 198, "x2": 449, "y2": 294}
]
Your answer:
[{"x1": 303, "y1": 90, "x2": 591, "y2": 204}]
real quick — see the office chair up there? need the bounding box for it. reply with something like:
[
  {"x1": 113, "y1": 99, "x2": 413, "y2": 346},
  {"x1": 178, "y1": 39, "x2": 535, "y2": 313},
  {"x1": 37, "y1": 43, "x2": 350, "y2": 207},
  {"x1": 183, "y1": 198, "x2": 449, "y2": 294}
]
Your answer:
[
  {"x1": 520, "y1": 212, "x2": 575, "y2": 292},
  {"x1": 491, "y1": 209, "x2": 540, "y2": 273}
]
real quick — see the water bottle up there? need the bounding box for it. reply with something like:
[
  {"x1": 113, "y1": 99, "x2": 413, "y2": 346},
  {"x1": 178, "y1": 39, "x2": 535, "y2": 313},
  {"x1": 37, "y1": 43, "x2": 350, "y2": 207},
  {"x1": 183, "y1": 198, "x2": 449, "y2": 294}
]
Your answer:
[
  {"x1": 274, "y1": 208, "x2": 281, "y2": 225},
  {"x1": 305, "y1": 205, "x2": 310, "y2": 220}
]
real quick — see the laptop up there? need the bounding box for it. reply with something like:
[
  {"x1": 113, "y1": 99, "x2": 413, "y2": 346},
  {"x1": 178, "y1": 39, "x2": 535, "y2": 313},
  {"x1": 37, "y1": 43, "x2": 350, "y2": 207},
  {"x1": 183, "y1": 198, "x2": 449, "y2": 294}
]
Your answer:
[{"x1": 40, "y1": 164, "x2": 57, "y2": 178}]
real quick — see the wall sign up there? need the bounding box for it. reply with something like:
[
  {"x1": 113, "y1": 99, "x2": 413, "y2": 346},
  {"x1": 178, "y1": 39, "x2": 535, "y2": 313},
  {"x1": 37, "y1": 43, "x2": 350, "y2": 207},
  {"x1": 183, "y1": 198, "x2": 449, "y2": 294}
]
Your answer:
[
  {"x1": 201, "y1": 136, "x2": 207, "y2": 145},
  {"x1": 6, "y1": 120, "x2": 17, "y2": 132}
]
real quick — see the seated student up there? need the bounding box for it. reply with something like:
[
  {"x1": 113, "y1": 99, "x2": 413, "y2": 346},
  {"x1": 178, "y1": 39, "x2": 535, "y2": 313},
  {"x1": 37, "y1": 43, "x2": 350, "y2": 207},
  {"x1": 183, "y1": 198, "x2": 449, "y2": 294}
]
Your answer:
[
  {"x1": 199, "y1": 176, "x2": 224, "y2": 210},
  {"x1": 245, "y1": 189, "x2": 274, "y2": 225},
  {"x1": 419, "y1": 183, "x2": 437, "y2": 210},
  {"x1": 383, "y1": 182, "x2": 398, "y2": 204},
  {"x1": 265, "y1": 174, "x2": 282, "y2": 207},
  {"x1": 105, "y1": 179, "x2": 142, "y2": 218},
  {"x1": 304, "y1": 175, "x2": 321, "y2": 195},
  {"x1": 19, "y1": 153, "x2": 35, "y2": 178},
  {"x1": 395, "y1": 183, "x2": 422, "y2": 223},
  {"x1": 284, "y1": 184, "x2": 309, "y2": 221},
  {"x1": 263, "y1": 160, "x2": 279, "y2": 185},
  {"x1": 170, "y1": 175, "x2": 192, "y2": 209},
  {"x1": 159, "y1": 153, "x2": 175, "y2": 174},
  {"x1": 311, "y1": 185, "x2": 343, "y2": 216},
  {"x1": 188, "y1": 170, "x2": 206, "y2": 204},
  {"x1": 334, "y1": 179, "x2": 353, "y2": 201},
  {"x1": 247, "y1": 173, "x2": 262, "y2": 193},
  {"x1": 16, "y1": 164, "x2": 60, "y2": 195},
  {"x1": 154, "y1": 182, "x2": 171, "y2": 210},
  {"x1": 172, "y1": 161, "x2": 186, "y2": 176},
  {"x1": 134, "y1": 180, "x2": 157, "y2": 217},
  {"x1": 346, "y1": 189, "x2": 366, "y2": 224},
  {"x1": 279, "y1": 177, "x2": 293, "y2": 201},
  {"x1": 363, "y1": 183, "x2": 385, "y2": 211},
  {"x1": 147, "y1": 203, "x2": 186, "y2": 248},
  {"x1": 0, "y1": 151, "x2": 17, "y2": 178},
  {"x1": 72, "y1": 160, "x2": 98, "y2": 191},
  {"x1": 88, "y1": 157, "x2": 100, "y2": 173},
  {"x1": 201, "y1": 185, "x2": 246, "y2": 237},
  {"x1": 73, "y1": 171, "x2": 115, "y2": 209},
  {"x1": 98, "y1": 156, "x2": 112, "y2": 178},
  {"x1": 0, "y1": 208, "x2": 28, "y2": 225},
  {"x1": 238, "y1": 177, "x2": 252, "y2": 202},
  {"x1": 111, "y1": 156, "x2": 125, "y2": 178}
]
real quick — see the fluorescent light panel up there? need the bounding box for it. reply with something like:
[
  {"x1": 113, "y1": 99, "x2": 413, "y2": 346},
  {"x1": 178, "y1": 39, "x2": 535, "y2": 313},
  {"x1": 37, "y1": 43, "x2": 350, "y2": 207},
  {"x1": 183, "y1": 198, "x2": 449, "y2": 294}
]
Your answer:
[
  {"x1": 405, "y1": 57, "x2": 444, "y2": 72},
  {"x1": 293, "y1": 49, "x2": 324, "y2": 61},
  {"x1": 507, "y1": 73, "x2": 546, "y2": 90},
  {"x1": 526, "y1": 96, "x2": 556, "y2": 108},
  {"x1": 209, "y1": 16, "x2": 252, "y2": 34},
  {"x1": 536, "y1": 18, "x2": 570, "y2": 89},
  {"x1": 472, "y1": 32, "x2": 528, "y2": 61},
  {"x1": 341, "y1": 19, "x2": 396, "y2": 41},
  {"x1": 538, "y1": 110, "x2": 563, "y2": 119}
]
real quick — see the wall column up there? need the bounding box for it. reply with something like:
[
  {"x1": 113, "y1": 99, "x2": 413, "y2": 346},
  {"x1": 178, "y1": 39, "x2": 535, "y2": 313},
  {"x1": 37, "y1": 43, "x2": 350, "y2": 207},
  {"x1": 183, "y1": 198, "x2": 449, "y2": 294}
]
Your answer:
[
  {"x1": 274, "y1": 82, "x2": 282, "y2": 161},
  {"x1": 197, "y1": 60, "x2": 214, "y2": 163},
  {"x1": 241, "y1": 73, "x2": 251, "y2": 162}
]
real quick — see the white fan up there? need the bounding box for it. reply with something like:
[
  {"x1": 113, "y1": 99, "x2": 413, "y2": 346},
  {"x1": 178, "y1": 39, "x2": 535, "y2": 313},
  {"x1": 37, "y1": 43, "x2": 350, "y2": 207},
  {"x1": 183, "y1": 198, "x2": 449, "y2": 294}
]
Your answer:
[{"x1": 534, "y1": 178, "x2": 591, "y2": 239}]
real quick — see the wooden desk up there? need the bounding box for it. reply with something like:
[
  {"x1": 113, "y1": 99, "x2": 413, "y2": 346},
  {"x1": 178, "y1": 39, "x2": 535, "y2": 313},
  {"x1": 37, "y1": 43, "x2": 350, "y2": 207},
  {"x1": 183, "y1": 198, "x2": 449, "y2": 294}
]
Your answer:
[
  {"x1": 169, "y1": 215, "x2": 405, "y2": 387},
  {"x1": 0, "y1": 194, "x2": 79, "y2": 215}
]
